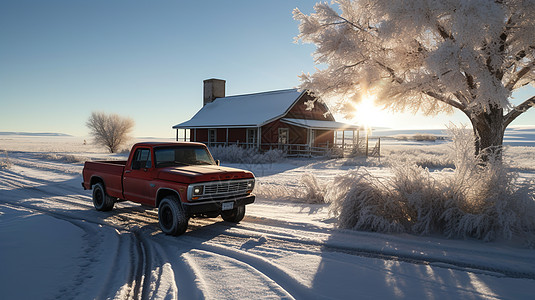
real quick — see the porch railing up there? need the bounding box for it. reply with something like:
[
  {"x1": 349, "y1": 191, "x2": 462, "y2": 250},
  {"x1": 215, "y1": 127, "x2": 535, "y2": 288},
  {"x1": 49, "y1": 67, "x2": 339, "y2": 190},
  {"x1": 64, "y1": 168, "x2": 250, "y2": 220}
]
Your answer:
[{"x1": 198, "y1": 139, "x2": 380, "y2": 158}]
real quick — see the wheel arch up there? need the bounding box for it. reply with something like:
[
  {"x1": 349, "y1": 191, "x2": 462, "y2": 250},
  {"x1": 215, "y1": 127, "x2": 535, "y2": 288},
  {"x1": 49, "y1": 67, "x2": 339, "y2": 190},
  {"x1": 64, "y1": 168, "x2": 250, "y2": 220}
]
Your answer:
[
  {"x1": 156, "y1": 188, "x2": 181, "y2": 207},
  {"x1": 90, "y1": 176, "x2": 105, "y2": 190}
]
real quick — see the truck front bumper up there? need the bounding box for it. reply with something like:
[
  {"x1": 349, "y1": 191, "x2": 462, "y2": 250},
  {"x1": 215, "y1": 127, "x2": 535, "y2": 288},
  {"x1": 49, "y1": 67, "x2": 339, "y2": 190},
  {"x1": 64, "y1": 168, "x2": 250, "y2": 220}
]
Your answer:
[{"x1": 182, "y1": 194, "x2": 255, "y2": 215}]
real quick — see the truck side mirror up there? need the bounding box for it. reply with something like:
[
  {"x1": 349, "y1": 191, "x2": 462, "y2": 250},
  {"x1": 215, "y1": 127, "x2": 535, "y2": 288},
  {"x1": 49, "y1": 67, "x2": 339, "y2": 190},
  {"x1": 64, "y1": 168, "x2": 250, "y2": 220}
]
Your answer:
[{"x1": 216, "y1": 160, "x2": 220, "y2": 166}]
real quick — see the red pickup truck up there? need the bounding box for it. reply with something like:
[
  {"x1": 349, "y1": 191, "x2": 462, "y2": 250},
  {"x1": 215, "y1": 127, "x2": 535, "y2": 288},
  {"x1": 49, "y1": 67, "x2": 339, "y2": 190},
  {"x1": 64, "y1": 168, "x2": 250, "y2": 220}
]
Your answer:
[{"x1": 82, "y1": 142, "x2": 255, "y2": 235}]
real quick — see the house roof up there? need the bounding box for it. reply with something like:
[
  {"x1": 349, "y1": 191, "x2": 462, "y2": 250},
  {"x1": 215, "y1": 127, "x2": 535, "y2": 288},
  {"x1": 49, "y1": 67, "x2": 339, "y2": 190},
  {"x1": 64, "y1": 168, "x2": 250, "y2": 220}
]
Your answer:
[
  {"x1": 281, "y1": 118, "x2": 361, "y2": 130},
  {"x1": 173, "y1": 89, "x2": 305, "y2": 129}
]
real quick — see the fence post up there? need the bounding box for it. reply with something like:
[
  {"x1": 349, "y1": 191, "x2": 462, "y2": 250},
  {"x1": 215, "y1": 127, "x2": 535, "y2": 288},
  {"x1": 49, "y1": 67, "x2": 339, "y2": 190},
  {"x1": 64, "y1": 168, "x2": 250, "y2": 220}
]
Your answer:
[
  {"x1": 378, "y1": 137, "x2": 381, "y2": 159},
  {"x1": 342, "y1": 131, "x2": 345, "y2": 155},
  {"x1": 365, "y1": 130, "x2": 369, "y2": 157}
]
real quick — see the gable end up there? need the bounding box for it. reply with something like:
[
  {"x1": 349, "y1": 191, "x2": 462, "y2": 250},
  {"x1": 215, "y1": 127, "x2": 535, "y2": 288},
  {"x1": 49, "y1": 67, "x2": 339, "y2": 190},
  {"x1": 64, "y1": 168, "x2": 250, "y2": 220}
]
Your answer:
[{"x1": 284, "y1": 92, "x2": 334, "y2": 121}]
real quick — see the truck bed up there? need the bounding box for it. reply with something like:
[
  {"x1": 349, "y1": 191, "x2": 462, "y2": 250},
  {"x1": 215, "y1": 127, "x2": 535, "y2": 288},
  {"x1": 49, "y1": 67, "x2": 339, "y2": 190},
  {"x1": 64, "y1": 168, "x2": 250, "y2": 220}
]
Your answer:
[{"x1": 82, "y1": 160, "x2": 127, "y2": 198}]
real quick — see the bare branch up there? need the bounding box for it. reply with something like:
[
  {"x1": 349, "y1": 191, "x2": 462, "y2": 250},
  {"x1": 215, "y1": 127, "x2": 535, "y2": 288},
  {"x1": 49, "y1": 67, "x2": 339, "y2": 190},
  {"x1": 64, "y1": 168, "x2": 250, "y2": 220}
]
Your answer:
[
  {"x1": 374, "y1": 60, "x2": 403, "y2": 84},
  {"x1": 337, "y1": 61, "x2": 366, "y2": 72},
  {"x1": 506, "y1": 61, "x2": 535, "y2": 89},
  {"x1": 424, "y1": 91, "x2": 466, "y2": 112},
  {"x1": 336, "y1": 15, "x2": 369, "y2": 32},
  {"x1": 504, "y1": 96, "x2": 535, "y2": 128}
]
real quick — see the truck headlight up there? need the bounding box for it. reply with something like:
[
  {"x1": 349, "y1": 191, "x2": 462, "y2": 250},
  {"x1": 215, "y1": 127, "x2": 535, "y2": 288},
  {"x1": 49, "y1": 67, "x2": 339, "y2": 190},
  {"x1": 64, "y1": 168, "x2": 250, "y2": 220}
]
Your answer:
[
  {"x1": 193, "y1": 185, "x2": 204, "y2": 196},
  {"x1": 246, "y1": 180, "x2": 254, "y2": 192}
]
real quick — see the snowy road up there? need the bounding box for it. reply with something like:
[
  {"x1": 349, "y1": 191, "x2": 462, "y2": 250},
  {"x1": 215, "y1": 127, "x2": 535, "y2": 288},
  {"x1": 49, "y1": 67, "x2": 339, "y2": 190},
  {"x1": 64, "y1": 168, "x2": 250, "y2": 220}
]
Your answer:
[{"x1": 1, "y1": 151, "x2": 535, "y2": 299}]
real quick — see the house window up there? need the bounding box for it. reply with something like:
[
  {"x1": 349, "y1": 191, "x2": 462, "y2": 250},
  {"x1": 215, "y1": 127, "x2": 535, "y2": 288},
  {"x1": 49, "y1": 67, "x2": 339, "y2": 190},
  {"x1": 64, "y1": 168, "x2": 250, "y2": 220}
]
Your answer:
[
  {"x1": 208, "y1": 129, "x2": 216, "y2": 145},
  {"x1": 247, "y1": 128, "x2": 257, "y2": 146},
  {"x1": 278, "y1": 128, "x2": 289, "y2": 144}
]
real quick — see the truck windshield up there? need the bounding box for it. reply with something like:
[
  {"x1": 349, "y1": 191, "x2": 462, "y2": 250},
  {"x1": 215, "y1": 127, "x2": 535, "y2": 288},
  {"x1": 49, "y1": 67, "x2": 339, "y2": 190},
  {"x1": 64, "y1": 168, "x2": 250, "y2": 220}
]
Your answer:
[{"x1": 154, "y1": 146, "x2": 216, "y2": 168}]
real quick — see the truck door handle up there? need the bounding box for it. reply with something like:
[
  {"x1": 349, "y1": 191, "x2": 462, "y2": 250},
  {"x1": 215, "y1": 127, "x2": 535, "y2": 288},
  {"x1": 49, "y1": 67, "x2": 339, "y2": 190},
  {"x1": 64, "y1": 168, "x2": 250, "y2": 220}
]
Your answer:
[{"x1": 125, "y1": 170, "x2": 131, "y2": 174}]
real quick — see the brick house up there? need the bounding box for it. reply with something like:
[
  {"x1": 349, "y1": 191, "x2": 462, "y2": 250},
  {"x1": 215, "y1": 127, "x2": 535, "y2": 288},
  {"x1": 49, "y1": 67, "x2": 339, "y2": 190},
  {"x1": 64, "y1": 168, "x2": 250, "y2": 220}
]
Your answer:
[{"x1": 173, "y1": 79, "x2": 360, "y2": 153}]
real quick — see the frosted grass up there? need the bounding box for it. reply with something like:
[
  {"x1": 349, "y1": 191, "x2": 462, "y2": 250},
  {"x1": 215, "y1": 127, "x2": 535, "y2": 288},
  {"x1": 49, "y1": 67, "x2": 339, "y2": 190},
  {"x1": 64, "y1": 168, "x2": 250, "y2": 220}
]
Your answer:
[{"x1": 326, "y1": 127, "x2": 535, "y2": 243}]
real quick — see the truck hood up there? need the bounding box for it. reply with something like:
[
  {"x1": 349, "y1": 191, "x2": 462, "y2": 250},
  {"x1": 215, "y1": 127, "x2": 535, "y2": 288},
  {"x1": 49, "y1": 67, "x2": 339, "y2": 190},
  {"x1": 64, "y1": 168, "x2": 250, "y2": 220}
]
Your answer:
[{"x1": 157, "y1": 165, "x2": 254, "y2": 184}]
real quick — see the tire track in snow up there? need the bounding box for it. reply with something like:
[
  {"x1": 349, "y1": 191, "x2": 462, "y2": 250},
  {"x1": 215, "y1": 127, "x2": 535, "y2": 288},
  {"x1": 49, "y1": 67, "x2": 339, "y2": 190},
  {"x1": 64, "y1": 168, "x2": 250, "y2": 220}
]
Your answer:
[
  {"x1": 0, "y1": 169, "x2": 152, "y2": 299},
  {"x1": 0, "y1": 202, "x2": 133, "y2": 299},
  {"x1": 0, "y1": 172, "x2": 180, "y2": 299},
  {"x1": 188, "y1": 217, "x2": 535, "y2": 281},
  {"x1": 136, "y1": 232, "x2": 179, "y2": 299},
  {"x1": 7, "y1": 152, "x2": 83, "y2": 175},
  {"x1": 181, "y1": 249, "x2": 296, "y2": 299},
  {"x1": 0, "y1": 200, "x2": 154, "y2": 300}
]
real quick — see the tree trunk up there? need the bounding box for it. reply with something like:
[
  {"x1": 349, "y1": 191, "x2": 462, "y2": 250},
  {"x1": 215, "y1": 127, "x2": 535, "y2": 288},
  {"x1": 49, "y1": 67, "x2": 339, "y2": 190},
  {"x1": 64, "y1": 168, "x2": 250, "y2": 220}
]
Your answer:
[{"x1": 470, "y1": 107, "x2": 505, "y2": 161}]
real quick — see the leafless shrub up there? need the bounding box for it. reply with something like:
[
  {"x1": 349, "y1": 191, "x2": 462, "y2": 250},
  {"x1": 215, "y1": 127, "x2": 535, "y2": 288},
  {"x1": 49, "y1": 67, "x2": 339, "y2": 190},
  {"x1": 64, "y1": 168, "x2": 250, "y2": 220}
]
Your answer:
[
  {"x1": 39, "y1": 153, "x2": 88, "y2": 164},
  {"x1": 300, "y1": 173, "x2": 326, "y2": 203},
  {"x1": 383, "y1": 146, "x2": 453, "y2": 169},
  {"x1": 255, "y1": 173, "x2": 327, "y2": 204},
  {"x1": 86, "y1": 111, "x2": 134, "y2": 153},
  {"x1": 209, "y1": 145, "x2": 285, "y2": 164},
  {"x1": 0, "y1": 150, "x2": 12, "y2": 169}
]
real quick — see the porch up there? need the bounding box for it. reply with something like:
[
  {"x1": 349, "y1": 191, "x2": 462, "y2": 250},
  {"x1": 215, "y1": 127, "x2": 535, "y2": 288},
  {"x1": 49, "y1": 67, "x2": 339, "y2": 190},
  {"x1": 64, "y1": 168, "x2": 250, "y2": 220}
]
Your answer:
[{"x1": 174, "y1": 128, "x2": 380, "y2": 158}]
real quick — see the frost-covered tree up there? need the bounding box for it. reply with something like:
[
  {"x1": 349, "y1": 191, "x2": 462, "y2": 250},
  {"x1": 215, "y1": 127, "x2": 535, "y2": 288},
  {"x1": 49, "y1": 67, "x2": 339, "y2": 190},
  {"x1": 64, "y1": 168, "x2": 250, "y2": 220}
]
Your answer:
[
  {"x1": 294, "y1": 0, "x2": 535, "y2": 157},
  {"x1": 86, "y1": 111, "x2": 134, "y2": 153}
]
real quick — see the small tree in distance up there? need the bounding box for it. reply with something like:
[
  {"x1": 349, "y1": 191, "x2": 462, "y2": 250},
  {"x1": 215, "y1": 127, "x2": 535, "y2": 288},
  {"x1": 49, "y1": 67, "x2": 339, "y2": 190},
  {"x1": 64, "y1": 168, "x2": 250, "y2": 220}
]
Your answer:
[{"x1": 86, "y1": 111, "x2": 134, "y2": 153}]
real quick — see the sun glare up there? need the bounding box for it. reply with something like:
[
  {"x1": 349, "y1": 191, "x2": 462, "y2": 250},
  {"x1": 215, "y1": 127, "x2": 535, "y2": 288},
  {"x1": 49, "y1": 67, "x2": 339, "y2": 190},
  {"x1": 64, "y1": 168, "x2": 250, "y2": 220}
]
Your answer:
[{"x1": 351, "y1": 94, "x2": 383, "y2": 129}]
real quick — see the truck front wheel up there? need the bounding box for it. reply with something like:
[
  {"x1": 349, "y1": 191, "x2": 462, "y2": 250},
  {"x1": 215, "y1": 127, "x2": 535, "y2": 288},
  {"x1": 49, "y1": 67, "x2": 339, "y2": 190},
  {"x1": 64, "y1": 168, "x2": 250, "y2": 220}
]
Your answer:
[
  {"x1": 92, "y1": 182, "x2": 115, "y2": 211},
  {"x1": 158, "y1": 196, "x2": 189, "y2": 236},
  {"x1": 221, "y1": 205, "x2": 245, "y2": 223}
]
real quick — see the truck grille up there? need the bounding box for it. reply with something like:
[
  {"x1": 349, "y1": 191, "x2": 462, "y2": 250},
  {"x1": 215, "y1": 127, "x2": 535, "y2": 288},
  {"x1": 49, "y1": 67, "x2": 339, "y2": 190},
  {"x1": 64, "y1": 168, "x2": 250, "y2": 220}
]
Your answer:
[
  {"x1": 204, "y1": 181, "x2": 249, "y2": 195},
  {"x1": 188, "y1": 179, "x2": 254, "y2": 201}
]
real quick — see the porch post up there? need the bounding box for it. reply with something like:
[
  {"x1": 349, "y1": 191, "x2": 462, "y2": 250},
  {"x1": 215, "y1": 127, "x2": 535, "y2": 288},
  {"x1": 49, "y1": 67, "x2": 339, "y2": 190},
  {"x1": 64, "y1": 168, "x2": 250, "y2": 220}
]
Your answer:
[
  {"x1": 352, "y1": 129, "x2": 355, "y2": 152},
  {"x1": 176, "y1": 129, "x2": 178, "y2": 141},
  {"x1": 257, "y1": 127, "x2": 262, "y2": 149},
  {"x1": 357, "y1": 129, "x2": 360, "y2": 154},
  {"x1": 226, "y1": 128, "x2": 229, "y2": 146},
  {"x1": 365, "y1": 129, "x2": 369, "y2": 156}
]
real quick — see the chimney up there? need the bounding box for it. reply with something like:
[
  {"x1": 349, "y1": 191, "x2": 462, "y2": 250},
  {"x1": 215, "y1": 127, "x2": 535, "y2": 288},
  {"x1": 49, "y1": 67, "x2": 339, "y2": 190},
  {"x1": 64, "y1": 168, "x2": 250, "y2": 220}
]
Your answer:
[{"x1": 203, "y1": 78, "x2": 225, "y2": 106}]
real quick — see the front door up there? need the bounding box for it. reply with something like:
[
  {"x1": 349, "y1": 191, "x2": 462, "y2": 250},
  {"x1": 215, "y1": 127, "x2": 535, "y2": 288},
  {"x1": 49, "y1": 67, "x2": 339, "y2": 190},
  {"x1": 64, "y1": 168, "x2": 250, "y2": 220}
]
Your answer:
[
  {"x1": 247, "y1": 128, "x2": 257, "y2": 148},
  {"x1": 278, "y1": 128, "x2": 289, "y2": 144},
  {"x1": 208, "y1": 129, "x2": 216, "y2": 146}
]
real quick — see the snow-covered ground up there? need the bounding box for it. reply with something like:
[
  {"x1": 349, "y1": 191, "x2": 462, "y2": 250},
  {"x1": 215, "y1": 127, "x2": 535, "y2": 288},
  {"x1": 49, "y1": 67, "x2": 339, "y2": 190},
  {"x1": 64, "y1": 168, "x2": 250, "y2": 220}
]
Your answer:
[{"x1": 1, "y1": 134, "x2": 534, "y2": 299}]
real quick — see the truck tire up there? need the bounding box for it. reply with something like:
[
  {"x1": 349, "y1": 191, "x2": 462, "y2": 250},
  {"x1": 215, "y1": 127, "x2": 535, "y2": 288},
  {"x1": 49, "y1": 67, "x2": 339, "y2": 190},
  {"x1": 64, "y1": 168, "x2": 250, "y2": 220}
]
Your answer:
[
  {"x1": 221, "y1": 204, "x2": 245, "y2": 223},
  {"x1": 158, "y1": 196, "x2": 188, "y2": 236},
  {"x1": 92, "y1": 182, "x2": 115, "y2": 211}
]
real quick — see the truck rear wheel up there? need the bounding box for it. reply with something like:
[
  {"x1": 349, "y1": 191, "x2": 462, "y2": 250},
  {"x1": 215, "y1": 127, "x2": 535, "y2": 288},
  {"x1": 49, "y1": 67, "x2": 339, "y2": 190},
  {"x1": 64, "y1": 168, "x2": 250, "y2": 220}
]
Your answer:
[
  {"x1": 158, "y1": 196, "x2": 188, "y2": 236},
  {"x1": 92, "y1": 182, "x2": 115, "y2": 211},
  {"x1": 221, "y1": 205, "x2": 245, "y2": 223}
]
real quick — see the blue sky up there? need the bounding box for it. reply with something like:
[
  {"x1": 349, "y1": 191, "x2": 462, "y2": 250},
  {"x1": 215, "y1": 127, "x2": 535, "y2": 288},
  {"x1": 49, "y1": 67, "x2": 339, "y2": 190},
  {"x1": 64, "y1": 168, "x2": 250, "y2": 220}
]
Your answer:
[{"x1": 1, "y1": 0, "x2": 534, "y2": 137}]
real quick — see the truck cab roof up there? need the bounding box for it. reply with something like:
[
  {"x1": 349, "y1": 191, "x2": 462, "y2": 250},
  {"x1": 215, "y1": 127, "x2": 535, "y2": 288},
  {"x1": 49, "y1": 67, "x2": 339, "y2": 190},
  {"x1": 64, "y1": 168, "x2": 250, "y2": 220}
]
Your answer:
[{"x1": 132, "y1": 142, "x2": 207, "y2": 148}]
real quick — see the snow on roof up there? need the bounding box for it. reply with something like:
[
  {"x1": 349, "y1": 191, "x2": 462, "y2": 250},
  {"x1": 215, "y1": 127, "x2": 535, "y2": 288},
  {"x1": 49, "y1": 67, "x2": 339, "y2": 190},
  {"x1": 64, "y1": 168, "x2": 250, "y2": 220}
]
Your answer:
[
  {"x1": 173, "y1": 89, "x2": 304, "y2": 128},
  {"x1": 281, "y1": 118, "x2": 361, "y2": 130}
]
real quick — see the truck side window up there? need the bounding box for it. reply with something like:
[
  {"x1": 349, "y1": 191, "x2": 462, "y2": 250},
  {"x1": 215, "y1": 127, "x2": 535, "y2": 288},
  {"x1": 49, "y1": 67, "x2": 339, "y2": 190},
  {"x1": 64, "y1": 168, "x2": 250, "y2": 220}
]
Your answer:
[{"x1": 132, "y1": 148, "x2": 152, "y2": 169}]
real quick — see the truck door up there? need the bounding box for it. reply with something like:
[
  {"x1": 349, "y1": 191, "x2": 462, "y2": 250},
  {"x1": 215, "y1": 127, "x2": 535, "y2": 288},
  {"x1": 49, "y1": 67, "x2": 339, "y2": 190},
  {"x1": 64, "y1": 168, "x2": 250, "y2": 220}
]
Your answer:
[{"x1": 123, "y1": 147, "x2": 155, "y2": 205}]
